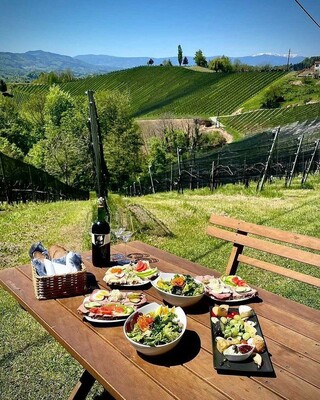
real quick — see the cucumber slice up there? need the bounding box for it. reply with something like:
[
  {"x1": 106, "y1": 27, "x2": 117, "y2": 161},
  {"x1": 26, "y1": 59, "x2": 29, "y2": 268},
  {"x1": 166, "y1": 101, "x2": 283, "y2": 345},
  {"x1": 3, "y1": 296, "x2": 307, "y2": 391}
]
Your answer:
[{"x1": 84, "y1": 301, "x2": 102, "y2": 309}]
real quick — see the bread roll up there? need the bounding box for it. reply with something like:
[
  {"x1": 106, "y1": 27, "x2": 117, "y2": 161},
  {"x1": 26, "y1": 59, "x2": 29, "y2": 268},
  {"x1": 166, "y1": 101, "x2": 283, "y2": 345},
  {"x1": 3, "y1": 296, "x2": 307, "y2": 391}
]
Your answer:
[
  {"x1": 49, "y1": 245, "x2": 68, "y2": 259},
  {"x1": 252, "y1": 335, "x2": 265, "y2": 353}
]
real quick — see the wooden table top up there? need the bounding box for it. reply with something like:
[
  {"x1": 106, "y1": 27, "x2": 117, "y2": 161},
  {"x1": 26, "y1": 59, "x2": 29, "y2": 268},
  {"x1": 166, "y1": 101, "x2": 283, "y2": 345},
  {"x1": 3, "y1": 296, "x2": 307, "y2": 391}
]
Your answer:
[{"x1": 1, "y1": 240, "x2": 319, "y2": 400}]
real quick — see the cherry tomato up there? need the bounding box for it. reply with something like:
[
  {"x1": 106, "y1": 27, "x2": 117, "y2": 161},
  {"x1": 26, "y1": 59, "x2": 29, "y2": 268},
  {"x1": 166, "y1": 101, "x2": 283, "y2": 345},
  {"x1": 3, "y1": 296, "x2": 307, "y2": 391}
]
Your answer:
[
  {"x1": 227, "y1": 312, "x2": 239, "y2": 318},
  {"x1": 171, "y1": 276, "x2": 185, "y2": 287},
  {"x1": 137, "y1": 315, "x2": 154, "y2": 331},
  {"x1": 237, "y1": 280, "x2": 247, "y2": 286}
]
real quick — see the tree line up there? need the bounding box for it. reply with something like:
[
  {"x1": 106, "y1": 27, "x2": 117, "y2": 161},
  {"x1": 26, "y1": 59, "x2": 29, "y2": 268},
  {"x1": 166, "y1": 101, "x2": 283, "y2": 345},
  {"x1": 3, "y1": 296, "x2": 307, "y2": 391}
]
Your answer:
[
  {"x1": 146, "y1": 45, "x2": 319, "y2": 73},
  {"x1": 0, "y1": 84, "x2": 224, "y2": 193}
]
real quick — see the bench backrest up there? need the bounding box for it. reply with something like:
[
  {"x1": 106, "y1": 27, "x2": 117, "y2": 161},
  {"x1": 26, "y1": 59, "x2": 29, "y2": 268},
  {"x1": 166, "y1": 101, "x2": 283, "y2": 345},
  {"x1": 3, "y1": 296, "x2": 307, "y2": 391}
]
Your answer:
[{"x1": 207, "y1": 214, "x2": 320, "y2": 288}]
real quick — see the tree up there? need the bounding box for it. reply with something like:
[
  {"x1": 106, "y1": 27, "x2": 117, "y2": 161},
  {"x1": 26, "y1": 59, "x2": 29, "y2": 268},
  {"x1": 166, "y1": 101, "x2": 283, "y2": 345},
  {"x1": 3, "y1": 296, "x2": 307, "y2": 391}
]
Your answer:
[
  {"x1": 20, "y1": 92, "x2": 47, "y2": 141},
  {"x1": 33, "y1": 70, "x2": 74, "y2": 84},
  {"x1": 0, "y1": 79, "x2": 13, "y2": 97},
  {"x1": 162, "y1": 59, "x2": 173, "y2": 67},
  {"x1": 59, "y1": 69, "x2": 75, "y2": 83},
  {"x1": 147, "y1": 58, "x2": 154, "y2": 66},
  {"x1": 194, "y1": 50, "x2": 207, "y2": 67},
  {"x1": 208, "y1": 56, "x2": 233, "y2": 72},
  {"x1": 178, "y1": 45, "x2": 183, "y2": 66},
  {"x1": 261, "y1": 85, "x2": 285, "y2": 108},
  {"x1": 182, "y1": 56, "x2": 189, "y2": 66},
  {"x1": 43, "y1": 105, "x2": 90, "y2": 186},
  {"x1": 25, "y1": 139, "x2": 46, "y2": 169},
  {"x1": 44, "y1": 85, "x2": 74, "y2": 127},
  {"x1": 95, "y1": 90, "x2": 144, "y2": 191},
  {"x1": 0, "y1": 95, "x2": 32, "y2": 154},
  {"x1": 0, "y1": 79, "x2": 7, "y2": 93},
  {"x1": 232, "y1": 58, "x2": 249, "y2": 72},
  {"x1": 25, "y1": 87, "x2": 91, "y2": 188},
  {"x1": 0, "y1": 137, "x2": 24, "y2": 159}
]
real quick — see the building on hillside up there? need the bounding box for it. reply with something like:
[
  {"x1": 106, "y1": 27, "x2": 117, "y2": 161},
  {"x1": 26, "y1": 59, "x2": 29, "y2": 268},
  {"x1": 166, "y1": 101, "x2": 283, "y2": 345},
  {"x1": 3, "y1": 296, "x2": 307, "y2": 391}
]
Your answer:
[
  {"x1": 298, "y1": 61, "x2": 320, "y2": 78},
  {"x1": 314, "y1": 61, "x2": 320, "y2": 77}
]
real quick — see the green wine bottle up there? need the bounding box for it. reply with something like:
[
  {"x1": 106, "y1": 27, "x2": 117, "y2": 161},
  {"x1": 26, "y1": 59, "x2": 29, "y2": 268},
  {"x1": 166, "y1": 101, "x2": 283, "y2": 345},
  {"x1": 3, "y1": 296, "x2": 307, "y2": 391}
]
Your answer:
[{"x1": 91, "y1": 197, "x2": 110, "y2": 268}]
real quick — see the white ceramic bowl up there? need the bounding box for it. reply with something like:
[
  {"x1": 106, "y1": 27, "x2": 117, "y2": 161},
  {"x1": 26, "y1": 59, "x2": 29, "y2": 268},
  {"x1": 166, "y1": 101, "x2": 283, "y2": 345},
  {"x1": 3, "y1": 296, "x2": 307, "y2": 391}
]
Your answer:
[
  {"x1": 151, "y1": 272, "x2": 205, "y2": 307},
  {"x1": 223, "y1": 344, "x2": 255, "y2": 362},
  {"x1": 123, "y1": 302, "x2": 187, "y2": 356}
]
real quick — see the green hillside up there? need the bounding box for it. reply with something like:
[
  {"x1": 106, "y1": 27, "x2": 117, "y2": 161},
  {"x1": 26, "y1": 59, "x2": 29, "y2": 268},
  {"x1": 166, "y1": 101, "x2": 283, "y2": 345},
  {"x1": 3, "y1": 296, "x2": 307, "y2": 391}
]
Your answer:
[
  {"x1": 10, "y1": 66, "x2": 286, "y2": 118},
  {"x1": 220, "y1": 102, "x2": 320, "y2": 135},
  {"x1": 9, "y1": 66, "x2": 320, "y2": 137}
]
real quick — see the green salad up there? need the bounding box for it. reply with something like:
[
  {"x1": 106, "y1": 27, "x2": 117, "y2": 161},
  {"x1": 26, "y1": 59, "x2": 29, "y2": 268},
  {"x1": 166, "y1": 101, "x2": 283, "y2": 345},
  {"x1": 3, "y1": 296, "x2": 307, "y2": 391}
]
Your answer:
[
  {"x1": 157, "y1": 274, "x2": 204, "y2": 296},
  {"x1": 126, "y1": 305, "x2": 183, "y2": 346}
]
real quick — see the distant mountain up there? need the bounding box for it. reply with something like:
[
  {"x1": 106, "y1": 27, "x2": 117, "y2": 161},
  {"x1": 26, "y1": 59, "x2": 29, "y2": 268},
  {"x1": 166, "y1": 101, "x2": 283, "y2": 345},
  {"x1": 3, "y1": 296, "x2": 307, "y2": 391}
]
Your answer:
[
  {"x1": 0, "y1": 50, "x2": 113, "y2": 80},
  {"x1": 74, "y1": 54, "x2": 167, "y2": 69},
  {"x1": 232, "y1": 54, "x2": 305, "y2": 66},
  {"x1": 0, "y1": 50, "x2": 307, "y2": 81}
]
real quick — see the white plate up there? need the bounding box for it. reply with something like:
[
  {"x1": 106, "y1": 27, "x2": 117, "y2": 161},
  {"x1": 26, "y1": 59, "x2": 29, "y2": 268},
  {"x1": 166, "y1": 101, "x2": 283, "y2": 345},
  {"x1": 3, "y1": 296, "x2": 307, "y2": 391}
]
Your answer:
[
  {"x1": 104, "y1": 266, "x2": 159, "y2": 287},
  {"x1": 123, "y1": 302, "x2": 187, "y2": 356},
  {"x1": 205, "y1": 291, "x2": 257, "y2": 303},
  {"x1": 152, "y1": 272, "x2": 204, "y2": 307},
  {"x1": 84, "y1": 315, "x2": 128, "y2": 324},
  {"x1": 107, "y1": 280, "x2": 153, "y2": 288}
]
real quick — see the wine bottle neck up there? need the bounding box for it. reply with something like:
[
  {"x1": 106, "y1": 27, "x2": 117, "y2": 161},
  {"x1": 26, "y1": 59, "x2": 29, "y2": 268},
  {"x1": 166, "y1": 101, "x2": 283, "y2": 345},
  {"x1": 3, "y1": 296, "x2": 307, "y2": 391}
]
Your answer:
[{"x1": 97, "y1": 206, "x2": 106, "y2": 222}]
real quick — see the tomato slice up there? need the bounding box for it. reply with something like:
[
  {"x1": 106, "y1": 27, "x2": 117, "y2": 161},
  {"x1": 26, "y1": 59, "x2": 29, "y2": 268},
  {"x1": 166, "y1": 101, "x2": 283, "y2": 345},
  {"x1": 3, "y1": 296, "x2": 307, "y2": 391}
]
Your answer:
[
  {"x1": 114, "y1": 305, "x2": 126, "y2": 313},
  {"x1": 90, "y1": 307, "x2": 101, "y2": 314},
  {"x1": 135, "y1": 260, "x2": 148, "y2": 272},
  {"x1": 232, "y1": 276, "x2": 240, "y2": 285},
  {"x1": 101, "y1": 308, "x2": 113, "y2": 315}
]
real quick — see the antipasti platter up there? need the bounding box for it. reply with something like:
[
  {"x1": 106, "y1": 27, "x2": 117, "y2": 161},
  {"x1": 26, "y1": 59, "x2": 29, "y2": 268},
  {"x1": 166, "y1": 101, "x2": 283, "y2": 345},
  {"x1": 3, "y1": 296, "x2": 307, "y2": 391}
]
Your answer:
[
  {"x1": 210, "y1": 304, "x2": 274, "y2": 376},
  {"x1": 196, "y1": 274, "x2": 257, "y2": 303},
  {"x1": 103, "y1": 260, "x2": 159, "y2": 287}
]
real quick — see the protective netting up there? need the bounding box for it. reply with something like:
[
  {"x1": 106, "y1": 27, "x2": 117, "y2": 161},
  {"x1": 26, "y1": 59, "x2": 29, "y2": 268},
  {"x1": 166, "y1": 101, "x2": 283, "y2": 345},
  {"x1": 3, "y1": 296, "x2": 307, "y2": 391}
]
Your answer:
[
  {"x1": 0, "y1": 152, "x2": 89, "y2": 203},
  {"x1": 142, "y1": 119, "x2": 320, "y2": 193}
]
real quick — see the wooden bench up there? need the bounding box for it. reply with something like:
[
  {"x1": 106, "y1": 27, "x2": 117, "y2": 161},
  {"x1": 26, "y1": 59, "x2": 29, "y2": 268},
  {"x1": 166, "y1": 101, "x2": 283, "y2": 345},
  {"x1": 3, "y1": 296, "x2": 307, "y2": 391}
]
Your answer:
[{"x1": 207, "y1": 214, "x2": 320, "y2": 287}]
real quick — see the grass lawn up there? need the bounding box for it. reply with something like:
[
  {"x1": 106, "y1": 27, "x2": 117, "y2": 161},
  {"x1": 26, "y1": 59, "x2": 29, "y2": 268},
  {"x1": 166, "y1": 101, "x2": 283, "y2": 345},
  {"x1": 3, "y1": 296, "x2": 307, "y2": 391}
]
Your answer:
[
  {"x1": 0, "y1": 175, "x2": 319, "y2": 399},
  {"x1": 125, "y1": 176, "x2": 320, "y2": 311}
]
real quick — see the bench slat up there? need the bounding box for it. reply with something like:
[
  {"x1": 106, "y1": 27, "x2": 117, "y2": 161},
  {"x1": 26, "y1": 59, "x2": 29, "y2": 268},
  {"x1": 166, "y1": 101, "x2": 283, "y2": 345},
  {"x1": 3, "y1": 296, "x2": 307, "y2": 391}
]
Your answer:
[
  {"x1": 209, "y1": 214, "x2": 320, "y2": 251},
  {"x1": 238, "y1": 254, "x2": 320, "y2": 287},
  {"x1": 206, "y1": 225, "x2": 320, "y2": 267}
]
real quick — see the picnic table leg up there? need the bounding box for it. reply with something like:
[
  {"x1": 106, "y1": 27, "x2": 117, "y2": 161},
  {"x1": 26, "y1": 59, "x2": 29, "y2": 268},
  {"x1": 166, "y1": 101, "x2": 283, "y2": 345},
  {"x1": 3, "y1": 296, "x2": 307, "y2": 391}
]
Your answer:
[{"x1": 68, "y1": 369, "x2": 95, "y2": 400}]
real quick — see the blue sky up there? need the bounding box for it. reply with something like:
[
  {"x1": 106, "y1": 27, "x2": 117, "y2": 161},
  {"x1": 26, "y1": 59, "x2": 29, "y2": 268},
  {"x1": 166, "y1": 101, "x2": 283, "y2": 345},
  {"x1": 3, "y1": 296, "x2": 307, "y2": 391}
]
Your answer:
[{"x1": 1, "y1": 0, "x2": 319, "y2": 58}]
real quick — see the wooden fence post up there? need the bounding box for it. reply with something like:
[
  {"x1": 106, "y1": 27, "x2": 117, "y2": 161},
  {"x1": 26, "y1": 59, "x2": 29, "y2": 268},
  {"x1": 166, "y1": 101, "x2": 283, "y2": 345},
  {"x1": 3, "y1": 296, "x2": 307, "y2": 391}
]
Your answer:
[
  {"x1": 286, "y1": 134, "x2": 304, "y2": 187},
  {"x1": 0, "y1": 153, "x2": 12, "y2": 204},
  {"x1": 257, "y1": 127, "x2": 280, "y2": 192},
  {"x1": 28, "y1": 165, "x2": 36, "y2": 202},
  {"x1": 301, "y1": 139, "x2": 320, "y2": 185}
]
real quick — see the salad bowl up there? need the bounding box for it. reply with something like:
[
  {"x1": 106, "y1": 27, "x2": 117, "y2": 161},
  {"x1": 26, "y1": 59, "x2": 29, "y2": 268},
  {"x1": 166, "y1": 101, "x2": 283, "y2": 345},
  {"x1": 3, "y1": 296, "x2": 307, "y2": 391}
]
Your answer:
[
  {"x1": 123, "y1": 302, "x2": 187, "y2": 356},
  {"x1": 151, "y1": 272, "x2": 204, "y2": 307}
]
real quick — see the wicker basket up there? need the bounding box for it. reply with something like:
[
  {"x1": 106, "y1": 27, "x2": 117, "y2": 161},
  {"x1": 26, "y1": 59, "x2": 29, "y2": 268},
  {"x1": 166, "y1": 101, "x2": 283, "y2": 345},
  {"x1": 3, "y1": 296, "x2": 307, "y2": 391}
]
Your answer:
[{"x1": 32, "y1": 263, "x2": 87, "y2": 300}]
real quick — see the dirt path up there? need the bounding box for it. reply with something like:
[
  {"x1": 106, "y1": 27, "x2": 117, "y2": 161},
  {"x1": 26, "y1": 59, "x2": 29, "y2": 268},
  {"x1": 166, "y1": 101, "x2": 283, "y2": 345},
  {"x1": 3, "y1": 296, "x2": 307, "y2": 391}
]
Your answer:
[{"x1": 136, "y1": 118, "x2": 234, "y2": 144}]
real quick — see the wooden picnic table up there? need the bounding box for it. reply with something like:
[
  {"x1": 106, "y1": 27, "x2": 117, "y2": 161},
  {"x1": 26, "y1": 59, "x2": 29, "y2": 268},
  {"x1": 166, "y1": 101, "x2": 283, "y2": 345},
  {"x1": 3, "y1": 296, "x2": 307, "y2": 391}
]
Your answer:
[{"x1": 1, "y1": 240, "x2": 319, "y2": 400}]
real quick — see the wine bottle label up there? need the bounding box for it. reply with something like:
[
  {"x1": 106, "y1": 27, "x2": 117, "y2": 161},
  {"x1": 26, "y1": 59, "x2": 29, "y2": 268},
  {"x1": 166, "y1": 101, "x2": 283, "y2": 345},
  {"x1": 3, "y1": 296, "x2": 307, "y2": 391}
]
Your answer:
[{"x1": 92, "y1": 233, "x2": 111, "y2": 246}]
